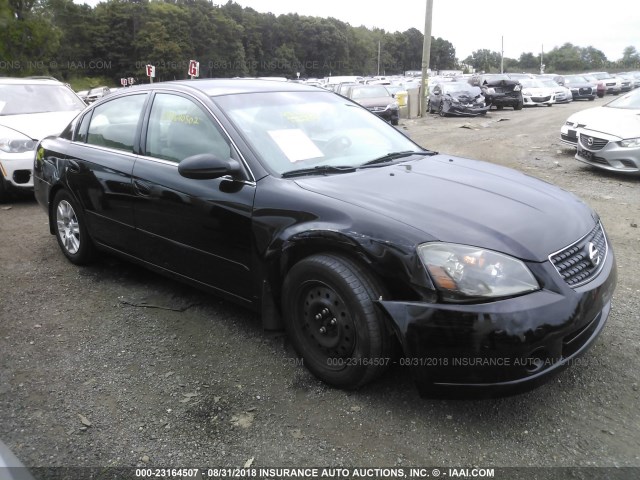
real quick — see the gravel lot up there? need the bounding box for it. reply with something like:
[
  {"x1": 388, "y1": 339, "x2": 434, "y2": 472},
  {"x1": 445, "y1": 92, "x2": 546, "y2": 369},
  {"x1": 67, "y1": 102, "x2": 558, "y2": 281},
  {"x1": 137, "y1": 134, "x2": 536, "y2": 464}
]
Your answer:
[{"x1": 1, "y1": 96, "x2": 639, "y2": 477}]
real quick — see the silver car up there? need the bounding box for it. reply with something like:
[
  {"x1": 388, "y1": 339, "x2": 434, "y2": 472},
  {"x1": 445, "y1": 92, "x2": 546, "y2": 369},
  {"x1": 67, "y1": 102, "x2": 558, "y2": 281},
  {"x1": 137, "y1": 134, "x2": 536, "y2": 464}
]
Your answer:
[{"x1": 564, "y1": 89, "x2": 640, "y2": 173}]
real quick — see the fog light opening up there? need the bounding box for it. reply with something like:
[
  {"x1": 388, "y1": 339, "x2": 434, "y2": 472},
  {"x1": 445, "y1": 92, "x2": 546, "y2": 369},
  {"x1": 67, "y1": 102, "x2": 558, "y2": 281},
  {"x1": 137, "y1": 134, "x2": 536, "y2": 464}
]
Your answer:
[{"x1": 524, "y1": 348, "x2": 549, "y2": 374}]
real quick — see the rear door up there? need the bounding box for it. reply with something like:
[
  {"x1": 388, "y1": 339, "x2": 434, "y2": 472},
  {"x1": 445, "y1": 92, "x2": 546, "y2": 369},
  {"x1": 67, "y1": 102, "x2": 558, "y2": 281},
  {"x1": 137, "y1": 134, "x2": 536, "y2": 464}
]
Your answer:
[{"x1": 64, "y1": 93, "x2": 148, "y2": 253}]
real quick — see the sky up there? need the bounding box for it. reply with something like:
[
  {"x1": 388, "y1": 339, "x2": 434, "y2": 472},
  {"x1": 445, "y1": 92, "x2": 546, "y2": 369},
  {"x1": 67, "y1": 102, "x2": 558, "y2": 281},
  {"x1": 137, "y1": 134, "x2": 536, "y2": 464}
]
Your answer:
[{"x1": 227, "y1": 0, "x2": 639, "y2": 63}]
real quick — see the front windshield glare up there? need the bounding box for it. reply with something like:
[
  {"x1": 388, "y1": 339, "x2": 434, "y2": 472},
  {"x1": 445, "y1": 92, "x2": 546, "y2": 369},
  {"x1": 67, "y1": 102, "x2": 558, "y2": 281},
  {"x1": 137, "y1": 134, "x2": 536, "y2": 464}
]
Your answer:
[
  {"x1": 0, "y1": 84, "x2": 86, "y2": 115},
  {"x1": 215, "y1": 91, "x2": 422, "y2": 175},
  {"x1": 606, "y1": 90, "x2": 640, "y2": 109}
]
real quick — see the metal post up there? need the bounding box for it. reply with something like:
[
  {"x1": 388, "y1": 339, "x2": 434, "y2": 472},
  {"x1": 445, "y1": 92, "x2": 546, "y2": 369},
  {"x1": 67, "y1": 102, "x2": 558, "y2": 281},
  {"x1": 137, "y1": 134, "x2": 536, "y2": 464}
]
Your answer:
[
  {"x1": 420, "y1": 0, "x2": 433, "y2": 117},
  {"x1": 501, "y1": 36, "x2": 504, "y2": 74}
]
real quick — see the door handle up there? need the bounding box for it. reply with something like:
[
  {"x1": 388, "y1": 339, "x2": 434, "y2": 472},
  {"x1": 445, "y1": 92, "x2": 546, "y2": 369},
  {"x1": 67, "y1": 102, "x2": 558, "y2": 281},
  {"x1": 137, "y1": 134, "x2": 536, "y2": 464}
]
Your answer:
[
  {"x1": 67, "y1": 160, "x2": 81, "y2": 173},
  {"x1": 133, "y1": 179, "x2": 152, "y2": 196}
]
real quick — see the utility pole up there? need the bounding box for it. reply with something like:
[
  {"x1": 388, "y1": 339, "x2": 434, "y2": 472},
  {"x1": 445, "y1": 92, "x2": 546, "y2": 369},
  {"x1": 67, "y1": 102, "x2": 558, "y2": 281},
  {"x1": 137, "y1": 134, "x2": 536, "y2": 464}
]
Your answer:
[
  {"x1": 501, "y1": 36, "x2": 504, "y2": 74},
  {"x1": 420, "y1": 0, "x2": 433, "y2": 117},
  {"x1": 377, "y1": 41, "x2": 381, "y2": 76}
]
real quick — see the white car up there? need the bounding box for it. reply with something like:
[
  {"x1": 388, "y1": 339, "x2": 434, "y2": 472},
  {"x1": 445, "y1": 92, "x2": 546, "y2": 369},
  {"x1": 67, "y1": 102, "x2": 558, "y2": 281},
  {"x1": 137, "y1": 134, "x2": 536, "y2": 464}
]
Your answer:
[
  {"x1": 519, "y1": 79, "x2": 556, "y2": 106},
  {"x1": 560, "y1": 89, "x2": 640, "y2": 173},
  {"x1": 0, "y1": 78, "x2": 86, "y2": 202},
  {"x1": 539, "y1": 79, "x2": 572, "y2": 103}
]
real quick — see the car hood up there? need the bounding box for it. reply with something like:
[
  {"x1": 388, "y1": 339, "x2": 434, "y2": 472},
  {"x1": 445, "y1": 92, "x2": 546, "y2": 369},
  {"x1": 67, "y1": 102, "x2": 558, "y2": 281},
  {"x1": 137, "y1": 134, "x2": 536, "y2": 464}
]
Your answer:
[
  {"x1": 569, "y1": 107, "x2": 640, "y2": 139},
  {"x1": 524, "y1": 87, "x2": 554, "y2": 96},
  {"x1": 0, "y1": 111, "x2": 80, "y2": 140},
  {"x1": 294, "y1": 155, "x2": 596, "y2": 262},
  {"x1": 354, "y1": 97, "x2": 394, "y2": 108},
  {"x1": 449, "y1": 92, "x2": 480, "y2": 102}
]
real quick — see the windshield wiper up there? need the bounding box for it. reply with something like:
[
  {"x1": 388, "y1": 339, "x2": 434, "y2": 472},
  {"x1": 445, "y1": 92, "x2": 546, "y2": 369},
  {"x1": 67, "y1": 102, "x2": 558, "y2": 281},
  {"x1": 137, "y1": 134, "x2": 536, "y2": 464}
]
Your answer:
[
  {"x1": 359, "y1": 150, "x2": 437, "y2": 168},
  {"x1": 281, "y1": 165, "x2": 357, "y2": 178}
]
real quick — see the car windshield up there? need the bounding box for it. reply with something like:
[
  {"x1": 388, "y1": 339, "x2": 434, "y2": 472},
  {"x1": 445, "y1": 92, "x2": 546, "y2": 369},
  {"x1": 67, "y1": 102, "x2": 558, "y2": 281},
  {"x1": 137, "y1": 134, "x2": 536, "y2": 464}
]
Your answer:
[
  {"x1": 605, "y1": 89, "x2": 640, "y2": 109},
  {"x1": 214, "y1": 90, "x2": 422, "y2": 175},
  {"x1": 565, "y1": 76, "x2": 587, "y2": 84},
  {"x1": 520, "y1": 79, "x2": 547, "y2": 88},
  {"x1": 485, "y1": 74, "x2": 510, "y2": 82},
  {"x1": 540, "y1": 80, "x2": 559, "y2": 88},
  {"x1": 442, "y1": 83, "x2": 480, "y2": 96},
  {"x1": 349, "y1": 86, "x2": 390, "y2": 99},
  {"x1": 0, "y1": 84, "x2": 86, "y2": 115}
]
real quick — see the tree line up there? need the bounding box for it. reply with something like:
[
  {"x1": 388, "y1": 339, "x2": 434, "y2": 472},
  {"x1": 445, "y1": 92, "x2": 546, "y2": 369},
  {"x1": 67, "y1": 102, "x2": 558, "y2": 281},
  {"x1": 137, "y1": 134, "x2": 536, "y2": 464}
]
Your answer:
[
  {"x1": 0, "y1": 0, "x2": 455, "y2": 84},
  {"x1": 1, "y1": 0, "x2": 638, "y2": 87},
  {"x1": 463, "y1": 44, "x2": 640, "y2": 74}
]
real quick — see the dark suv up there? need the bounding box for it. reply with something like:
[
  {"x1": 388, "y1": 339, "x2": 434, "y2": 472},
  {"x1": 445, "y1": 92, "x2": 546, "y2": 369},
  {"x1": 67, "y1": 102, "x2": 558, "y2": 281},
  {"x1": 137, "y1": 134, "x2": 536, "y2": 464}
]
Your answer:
[{"x1": 469, "y1": 74, "x2": 523, "y2": 110}]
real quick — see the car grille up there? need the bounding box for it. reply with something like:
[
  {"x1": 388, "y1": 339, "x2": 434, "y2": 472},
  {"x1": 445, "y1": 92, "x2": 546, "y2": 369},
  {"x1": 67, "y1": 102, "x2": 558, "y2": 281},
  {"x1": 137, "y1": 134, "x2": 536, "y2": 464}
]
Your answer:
[
  {"x1": 532, "y1": 96, "x2": 551, "y2": 102},
  {"x1": 368, "y1": 106, "x2": 385, "y2": 112},
  {"x1": 580, "y1": 133, "x2": 608, "y2": 150},
  {"x1": 549, "y1": 223, "x2": 607, "y2": 288},
  {"x1": 578, "y1": 87, "x2": 592, "y2": 95}
]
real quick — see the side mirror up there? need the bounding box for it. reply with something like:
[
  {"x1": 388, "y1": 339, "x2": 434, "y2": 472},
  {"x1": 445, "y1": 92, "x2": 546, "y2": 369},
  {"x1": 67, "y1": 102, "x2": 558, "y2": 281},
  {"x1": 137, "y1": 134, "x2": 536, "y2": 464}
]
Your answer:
[{"x1": 178, "y1": 154, "x2": 240, "y2": 180}]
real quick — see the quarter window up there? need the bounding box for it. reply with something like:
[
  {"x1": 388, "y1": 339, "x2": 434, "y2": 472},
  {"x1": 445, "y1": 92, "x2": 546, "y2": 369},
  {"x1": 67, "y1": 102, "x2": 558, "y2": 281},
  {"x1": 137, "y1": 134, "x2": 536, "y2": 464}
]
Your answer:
[
  {"x1": 86, "y1": 94, "x2": 147, "y2": 152},
  {"x1": 145, "y1": 93, "x2": 231, "y2": 163}
]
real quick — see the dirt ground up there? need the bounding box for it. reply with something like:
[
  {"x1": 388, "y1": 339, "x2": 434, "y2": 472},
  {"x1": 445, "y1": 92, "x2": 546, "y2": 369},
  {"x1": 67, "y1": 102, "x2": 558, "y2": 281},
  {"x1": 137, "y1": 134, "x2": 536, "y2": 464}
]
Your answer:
[{"x1": 1, "y1": 97, "x2": 639, "y2": 476}]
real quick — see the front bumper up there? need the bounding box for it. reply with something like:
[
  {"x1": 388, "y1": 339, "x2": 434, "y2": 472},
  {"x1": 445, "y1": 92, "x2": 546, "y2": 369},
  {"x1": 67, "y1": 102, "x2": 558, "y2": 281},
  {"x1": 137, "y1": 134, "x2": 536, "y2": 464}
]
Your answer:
[
  {"x1": 560, "y1": 124, "x2": 578, "y2": 146},
  {"x1": 0, "y1": 151, "x2": 35, "y2": 191},
  {"x1": 377, "y1": 243, "x2": 617, "y2": 397},
  {"x1": 523, "y1": 94, "x2": 555, "y2": 106},
  {"x1": 443, "y1": 102, "x2": 489, "y2": 116},
  {"x1": 575, "y1": 130, "x2": 640, "y2": 173},
  {"x1": 487, "y1": 94, "x2": 521, "y2": 108}
]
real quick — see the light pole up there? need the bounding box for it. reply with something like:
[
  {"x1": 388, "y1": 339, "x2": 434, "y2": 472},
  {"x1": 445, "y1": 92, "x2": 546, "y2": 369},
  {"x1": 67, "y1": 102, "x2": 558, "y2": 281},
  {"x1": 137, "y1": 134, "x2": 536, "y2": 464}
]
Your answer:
[{"x1": 420, "y1": 0, "x2": 434, "y2": 117}]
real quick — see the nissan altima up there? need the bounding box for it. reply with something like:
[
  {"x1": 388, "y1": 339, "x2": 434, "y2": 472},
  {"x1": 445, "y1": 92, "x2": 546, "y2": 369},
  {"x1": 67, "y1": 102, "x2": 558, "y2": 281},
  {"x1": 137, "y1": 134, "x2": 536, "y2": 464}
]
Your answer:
[{"x1": 33, "y1": 80, "x2": 616, "y2": 396}]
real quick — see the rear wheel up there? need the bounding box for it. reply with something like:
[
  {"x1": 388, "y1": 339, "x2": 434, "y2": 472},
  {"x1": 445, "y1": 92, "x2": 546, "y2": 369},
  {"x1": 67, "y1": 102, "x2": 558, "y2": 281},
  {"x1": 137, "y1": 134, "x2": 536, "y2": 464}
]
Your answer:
[
  {"x1": 282, "y1": 254, "x2": 393, "y2": 389},
  {"x1": 0, "y1": 178, "x2": 7, "y2": 203},
  {"x1": 52, "y1": 190, "x2": 95, "y2": 265}
]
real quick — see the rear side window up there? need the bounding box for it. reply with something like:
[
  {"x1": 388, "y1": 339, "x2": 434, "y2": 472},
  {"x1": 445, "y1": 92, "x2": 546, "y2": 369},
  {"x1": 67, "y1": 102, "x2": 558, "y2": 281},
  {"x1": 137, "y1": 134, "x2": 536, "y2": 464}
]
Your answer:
[{"x1": 86, "y1": 94, "x2": 147, "y2": 152}]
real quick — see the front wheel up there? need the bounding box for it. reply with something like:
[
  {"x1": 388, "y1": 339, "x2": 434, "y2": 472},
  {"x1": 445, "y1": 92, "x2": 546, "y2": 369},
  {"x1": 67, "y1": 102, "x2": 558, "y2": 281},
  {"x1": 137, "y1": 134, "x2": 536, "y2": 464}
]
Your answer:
[
  {"x1": 438, "y1": 102, "x2": 446, "y2": 117},
  {"x1": 52, "y1": 190, "x2": 95, "y2": 265},
  {"x1": 282, "y1": 254, "x2": 393, "y2": 389}
]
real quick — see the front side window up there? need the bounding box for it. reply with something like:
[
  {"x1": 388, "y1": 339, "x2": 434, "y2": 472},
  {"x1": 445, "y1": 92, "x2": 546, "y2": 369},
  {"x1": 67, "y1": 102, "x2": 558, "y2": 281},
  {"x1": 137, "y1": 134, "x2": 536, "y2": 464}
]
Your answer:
[
  {"x1": 145, "y1": 93, "x2": 231, "y2": 163},
  {"x1": 86, "y1": 94, "x2": 147, "y2": 152}
]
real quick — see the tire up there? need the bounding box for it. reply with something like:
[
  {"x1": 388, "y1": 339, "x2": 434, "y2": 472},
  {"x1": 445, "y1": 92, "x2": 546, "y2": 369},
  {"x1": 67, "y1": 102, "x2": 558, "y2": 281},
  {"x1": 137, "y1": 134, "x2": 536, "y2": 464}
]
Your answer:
[
  {"x1": 0, "y1": 178, "x2": 7, "y2": 203},
  {"x1": 496, "y1": 105, "x2": 504, "y2": 111},
  {"x1": 438, "y1": 102, "x2": 446, "y2": 117},
  {"x1": 588, "y1": 97, "x2": 595, "y2": 101},
  {"x1": 281, "y1": 253, "x2": 393, "y2": 389},
  {"x1": 52, "y1": 190, "x2": 95, "y2": 265},
  {"x1": 427, "y1": 100, "x2": 432, "y2": 113},
  {"x1": 514, "y1": 100, "x2": 523, "y2": 111},
  {"x1": 391, "y1": 118, "x2": 399, "y2": 126}
]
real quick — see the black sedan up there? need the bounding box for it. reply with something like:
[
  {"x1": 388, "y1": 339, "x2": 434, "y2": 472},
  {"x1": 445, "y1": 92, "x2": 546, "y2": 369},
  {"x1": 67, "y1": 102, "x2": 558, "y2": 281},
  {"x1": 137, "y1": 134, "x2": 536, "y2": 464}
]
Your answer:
[
  {"x1": 427, "y1": 82, "x2": 488, "y2": 116},
  {"x1": 563, "y1": 75, "x2": 597, "y2": 101},
  {"x1": 343, "y1": 84, "x2": 399, "y2": 125},
  {"x1": 33, "y1": 80, "x2": 616, "y2": 396}
]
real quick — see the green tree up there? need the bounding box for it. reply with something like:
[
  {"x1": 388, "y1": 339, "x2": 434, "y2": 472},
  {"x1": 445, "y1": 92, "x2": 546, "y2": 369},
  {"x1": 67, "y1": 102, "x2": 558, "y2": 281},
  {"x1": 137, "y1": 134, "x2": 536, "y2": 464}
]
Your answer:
[{"x1": 620, "y1": 46, "x2": 640, "y2": 69}]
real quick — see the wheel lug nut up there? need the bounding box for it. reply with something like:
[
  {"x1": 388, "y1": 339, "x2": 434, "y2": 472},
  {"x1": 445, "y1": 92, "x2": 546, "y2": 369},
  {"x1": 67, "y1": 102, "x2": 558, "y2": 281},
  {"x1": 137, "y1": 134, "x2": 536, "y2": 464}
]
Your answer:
[
  {"x1": 330, "y1": 318, "x2": 337, "y2": 325},
  {"x1": 322, "y1": 308, "x2": 329, "y2": 315},
  {"x1": 315, "y1": 314, "x2": 322, "y2": 321},
  {"x1": 319, "y1": 327, "x2": 327, "y2": 334}
]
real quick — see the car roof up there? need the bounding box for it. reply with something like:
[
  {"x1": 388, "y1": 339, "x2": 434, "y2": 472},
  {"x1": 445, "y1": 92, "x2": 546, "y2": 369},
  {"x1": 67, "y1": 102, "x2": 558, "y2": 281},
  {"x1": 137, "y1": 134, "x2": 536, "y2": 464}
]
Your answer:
[
  {"x1": 0, "y1": 77, "x2": 66, "y2": 86},
  {"x1": 125, "y1": 78, "x2": 321, "y2": 97}
]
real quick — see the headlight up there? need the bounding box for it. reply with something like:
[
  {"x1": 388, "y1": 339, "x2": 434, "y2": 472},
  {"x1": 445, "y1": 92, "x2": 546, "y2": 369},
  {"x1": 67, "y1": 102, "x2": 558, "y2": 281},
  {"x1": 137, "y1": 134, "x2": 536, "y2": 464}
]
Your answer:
[
  {"x1": 485, "y1": 87, "x2": 495, "y2": 94},
  {"x1": 565, "y1": 121, "x2": 575, "y2": 126},
  {"x1": 387, "y1": 101, "x2": 399, "y2": 110},
  {"x1": 523, "y1": 91, "x2": 532, "y2": 96},
  {"x1": 514, "y1": 85, "x2": 522, "y2": 91},
  {"x1": 417, "y1": 242, "x2": 539, "y2": 302},
  {"x1": 0, "y1": 126, "x2": 36, "y2": 153},
  {"x1": 620, "y1": 137, "x2": 640, "y2": 148}
]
